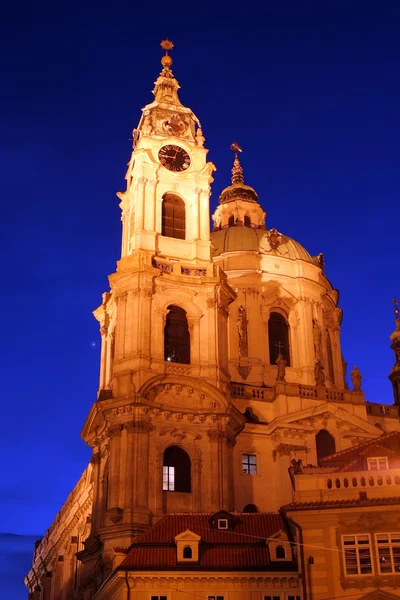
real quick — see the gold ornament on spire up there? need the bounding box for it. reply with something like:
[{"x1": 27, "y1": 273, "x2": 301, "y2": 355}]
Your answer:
[
  {"x1": 161, "y1": 39, "x2": 174, "y2": 69},
  {"x1": 230, "y1": 142, "x2": 244, "y2": 185}
]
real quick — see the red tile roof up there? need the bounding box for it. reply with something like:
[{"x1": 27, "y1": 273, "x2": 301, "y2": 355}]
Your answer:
[
  {"x1": 319, "y1": 431, "x2": 400, "y2": 470},
  {"x1": 120, "y1": 512, "x2": 296, "y2": 571},
  {"x1": 283, "y1": 496, "x2": 400, "y2": 511}
]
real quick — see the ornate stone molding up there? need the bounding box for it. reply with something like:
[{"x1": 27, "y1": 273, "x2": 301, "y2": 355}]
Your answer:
[
  {"x1": 124, "y1": 420, "x2": 154, "y2": 433},
  {"x1": 107, "y1": 424, "x2": 123, "y2": 439}
]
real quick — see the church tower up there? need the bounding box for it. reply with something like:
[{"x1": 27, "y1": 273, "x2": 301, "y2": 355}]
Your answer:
[{"x1": 78, "y1": 41, "x2": 241, "y2": 576}]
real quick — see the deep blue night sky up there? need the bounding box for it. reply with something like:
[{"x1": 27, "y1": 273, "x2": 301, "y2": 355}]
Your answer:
[{"x1": 1, "y1": 1, "x2": 399, "y2": 596}]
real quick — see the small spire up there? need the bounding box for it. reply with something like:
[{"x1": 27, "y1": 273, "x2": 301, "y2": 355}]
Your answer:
[
  {"x1": 160, "y1": 39, "x2": 174, "y2": 72},
  {"x1": 394, "y1": 298, "x2": 399, "y2": 320},
  {"x1": 392, "y1": 297, "x2": 400, "y2": 340},
  {"x1": 230, "y1": 142, "x2": 244, "y2": 185}
]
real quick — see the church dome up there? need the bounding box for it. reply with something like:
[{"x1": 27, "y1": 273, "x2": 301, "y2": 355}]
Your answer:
[{"x1": 211, "y1": 226, "x2": 316, "y2": 264}]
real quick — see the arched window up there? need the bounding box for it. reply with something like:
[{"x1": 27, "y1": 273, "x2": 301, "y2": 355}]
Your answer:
[
  {"x1": 326, "y1": 330, "x2": 335, "y2": 383},
  {"x1": 162, "y1": 194, "x2": 185, "y2": 239},
  {"x1": 316, "y1": 429, "x2": 336, "y2": 463},
  {"x1": 183, "y1": 546, "x2": 192, "y2": 558},
  {"x1": 276, "y1": 545, "x2": 286, "y2": 559},
  {"x1": 163, "y1": 446, "x2": 191, "y2": 492},
  {"x1": 228, "y1": 215, "x2": 235, "y2": 228},
  {"x1": 268, "y1": 312, "x2": 290, "y2": 366},
  {"x1": 244, "y1": 215, "x2": 251, "y2": 227},
  {"x1": 164, "y1": 305, "x2": 190, "y2": 364},
  {"x1": 243, "y1": 504, "x2": 259, "y2": 513}
]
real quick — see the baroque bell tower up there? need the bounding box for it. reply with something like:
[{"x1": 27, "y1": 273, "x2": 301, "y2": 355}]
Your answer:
[
  {"x1": 79, "y1": 41, "x2": 241, "y2": 579},
  {"x1": 119, "y1": 39, "x2": 213, "y2": 263}
]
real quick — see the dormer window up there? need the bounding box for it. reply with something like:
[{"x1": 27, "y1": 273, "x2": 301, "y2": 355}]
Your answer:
[
  {"x1": 367, "y1": 456, "x2": 389, "y2": 471},
  {"x1": 175, "y1": 529, "x2": 200, "y2": 562},
  {"x1": 209, "y1": 510, "x2": 234, "y2": 531}
]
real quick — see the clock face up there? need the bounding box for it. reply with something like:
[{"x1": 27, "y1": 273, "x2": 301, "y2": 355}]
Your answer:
[{"x1": 158, "y1": 145, "x2": 191, "y2": 172}]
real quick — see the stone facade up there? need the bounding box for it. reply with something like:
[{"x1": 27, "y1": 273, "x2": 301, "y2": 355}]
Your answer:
[{"x1": 26, "y1": 43, "x2": 400, "y2": 600}]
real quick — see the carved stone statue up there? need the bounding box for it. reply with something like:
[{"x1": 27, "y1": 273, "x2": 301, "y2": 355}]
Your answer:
[
  {"x1": 132, "y1": 128, "x2": 139, "y2": 149},
  {"x1": 350, "y1": 365, "x2": 362, "y2": 392},
  {"x1": 291, "y1": 458, "x2": 303, "y2": 474},
  {"x1": 141, "y1": 111, "x2": 153, "y2": 135},
  {"x1": 314, "y1": 359, "x2": 325, "y2": 386},
  {"x1": 313, "y1": 319, "x2": 322, "y2": 360},
  {"x1": 276, "y1": 353, "x2": 287, "y2": 382},
  {"x1": 237, "y1": 305, "x2": 248, "y2": 358},
  {"x1": 196, "y1": 126, "x2": 205, "y2": 147}
]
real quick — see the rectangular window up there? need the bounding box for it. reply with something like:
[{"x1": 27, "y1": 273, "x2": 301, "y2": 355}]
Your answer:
[
  {"x1": 264, "y1": 596, "x2": 281, "y2": 600},
  {"x1": 207, "y1": 596, "x2": 224, "y2": 600},
  {"x1": 163, "y1": 466, "x2": 174, "y2": 491},
  {"x1": 342, "y1": 534, "x2": 373, "y2": 575},
  {"x1": 287, "y1": 596, "x2": 301, "y2": 600},
  {"x1": 242, "y1": 453, "x2": 257, "y2": 475},
  {"x1": 376, "y1": 533, "x2": 400, "y2": 574},
  {"x1": 151, "y1": 596, "x2": 168, "y2": 600},
  {"x1": 217, "y1": 519, "x2": 228, "y2": 530},
  {"x1": 367, "y1": 456, "x2": 389, "y2": 470}
]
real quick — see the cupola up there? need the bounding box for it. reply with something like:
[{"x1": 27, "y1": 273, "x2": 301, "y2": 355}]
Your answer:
[{"x1": 212, "y1": 143, "x2": 266, "y2": 230}]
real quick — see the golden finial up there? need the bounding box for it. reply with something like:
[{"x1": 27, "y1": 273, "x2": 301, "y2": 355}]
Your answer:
[
  {"x1": 394, "y1": 298, "x2": 399, "y2": 319},
  {"x1": 161, "y1": 39, "x2": 174, "y2": 69},
  {"x1": 230, "y1": 142, "x2": 244, "y2": 185}
]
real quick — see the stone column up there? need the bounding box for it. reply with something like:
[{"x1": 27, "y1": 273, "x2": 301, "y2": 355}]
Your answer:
[
  {"x1": 208, "y1": 430, "x2": 222, "y2": 511},
  {"x1": 187, "y1": 316, "x2": 200, "y2": 365},
  {"x1": 199, "y1": 188, "x2": 210, "y2": 241},
  {"x1": 193, "y1": 188, "x2": 201, "y2": 240},
  {"x1": 98, "y1": 327, "x2": 107, "y2": 390},
  {"x1": 296, "y1": 297, "x2": 315, "y2": 384},
  {"x1": 114, "y1": 292, "x2": 127, "y2": 360},
  {"x1": 105, "y1": 331, "x2": 114, "y2": 388},
  {"x1": 144, "y1": 179, "x2": 156, "y2": 231},
  {"x1": 120, "y1": 208, "x2": 128, "y2": 257},
  {"x1": 221, "y1": 433, "x2": 235, "y2": 511},
  {"x1": 124, "y1": 420, "x2": 152, "y2": 525},
  {"x1": 136, "y1": 177, "x2": 147, "y2": 231},
  {"x1": 107, "y1": 425, "x2": 123, "y2": 509},
  {"x1": 332, "y1": 325, "x2": 344, "y2": 388},
  {"x1": 192, "y1": 457, "x2": 202, "y2": 512},
  {"x1": 89, "y1": 451, "x2": 102, "y2": 530},
  {"x1": 138, "y1": 286, "x2": 153, "y2": 361}
]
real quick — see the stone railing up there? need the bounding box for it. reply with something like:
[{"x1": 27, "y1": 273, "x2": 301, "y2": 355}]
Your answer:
[
  {"x1": 326, "y1": 470, "x2": 400, "y2": 491},
  {"x1": 230, "y1": 383, "x2": 274, "y2": 402},
  {"x1": 298, "y1": 385, "x2": 318, "y2": 399},
  {"x1": 152, "y1": 257, "x2": 213, "y2": 277},
  {"x1": 293, "y1": 468, "x2": 400, "y2": 502},
  {"x1": 230, "y1": 381, "x2": 367, "y2": 405},
  {"x1": 366, "y1": 402, "x2": 399, "y2": 418}
]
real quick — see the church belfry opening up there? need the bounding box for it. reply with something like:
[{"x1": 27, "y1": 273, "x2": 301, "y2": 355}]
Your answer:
[
  {"x1": 162, "y1": 193, "x2": 185, "y2": 239},
  {"x1": 163, "y1": 446, "x2": 191, "y2": 493},
  {"x1": 164, "y1": 305, "x2": 190, "y2": 364},
  {"x1": 268, "y1": 312, "x2": 290, "y2": 366}
]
